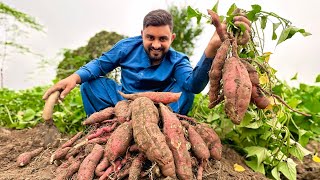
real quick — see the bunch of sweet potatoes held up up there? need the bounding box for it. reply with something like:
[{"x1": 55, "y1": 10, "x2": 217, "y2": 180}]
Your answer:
[
  {"x1": 207, "y1": 9, "x2": 270, "y2": 125},
  {"x1": 18, "y1": 91, "x2": 222, "y2": 180}
]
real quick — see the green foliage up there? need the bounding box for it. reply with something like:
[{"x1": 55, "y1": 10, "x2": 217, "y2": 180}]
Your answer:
[
  {"x1": 187, "y1": 2, "x2": 314, "y2": 180},
  {"x1": 0, "y1": 86, "x2": 85, "y2": 134},
  {"x1": 169, "y1": 5, "x2": 203, "y2": 57},
  {"x1": 56, "y1": 31, "x2": 126, "y2": 80}
]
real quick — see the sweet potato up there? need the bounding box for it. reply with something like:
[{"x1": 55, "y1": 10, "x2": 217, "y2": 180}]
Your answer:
[
  {"x1": 77, "y1": 144, "x2": 104, "y2": 180},
  {"x1": 17, "y1": 147, "x2": 44, "y2": 167},
  {"x1": 208, "y1": 39, "x2": 230, "y2": 109},
  {"x1": 131, "y1": 97, "x2": 176, "y2": 178},
  {"x1": 222, "y1": 56, "x2": 252, "y2": 124},
  {"x1": 240, "y1": 60, "x2": 259, "y2": 86},
  {"x1": 42, "y1": 91, "x2": 60, "y2": 121},
  {"x1": 194, "y1": 123, "x2": 222, "y2": 160},
  {"x1": 99, "y1": 159, "x2": 121, "y2": 180},
  {"x1": 119, "y1": 91, "x2": 181, "y2": 104},
  {"x1": 61, "y1": 131, "x2": 83, "y2": 148},
  {"x1": 86, "y1": 122, "x2": 117, "y2": 140},
  {"x1": 82, "y1": 107, "x2": 115, "y2": 125},
  {"x1": 207, "y1": 9, "x2": 228, "y2": 41},
  {"x1": 53, "y1": 156, "x2": 82, "y2": 180},
  {"x1": 251, "y1": 85, "x2": 270, "y2": 109},
  {"x1": 95, "y1": 156, "x2": 109, "y2": 177},
  {"x1": 186, "y1": 124, "x2": 210, "y2": 162},
  {"x1": 129, "y1": 153, "x2": 146, "y2": 180},
  {"x1": 159, "y1": 103, "x2": 193, "y2": 180},
  {"x1": 104, "y1": 121, "x2": 133, "y2": 163},
  {"x1": 114, "y1": 100, "x2": 131, "y2": 123},
  {"x1": 50, "y1": 147, "x2": 71, "y2": 164}
]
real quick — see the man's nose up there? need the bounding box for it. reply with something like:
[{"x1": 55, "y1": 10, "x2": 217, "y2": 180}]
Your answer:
[{"x1": 152, "y1": 40, "x2": 161, "y2": 49}]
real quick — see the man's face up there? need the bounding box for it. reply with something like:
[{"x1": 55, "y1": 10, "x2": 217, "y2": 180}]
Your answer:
[{"x1": 141, "y1": 25, "x2": 175, "y2": 65}]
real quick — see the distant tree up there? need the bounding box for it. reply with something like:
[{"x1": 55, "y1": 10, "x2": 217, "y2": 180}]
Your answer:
[
  {"x1": 169, "y1": 5, "x2": 203, "y2": 57},
  {"x1": 0, "y1": 2, "x2": 43, "y2": 88},
  {"x1": 56, "y1": 31, "x2": 126, "y2": 80}
]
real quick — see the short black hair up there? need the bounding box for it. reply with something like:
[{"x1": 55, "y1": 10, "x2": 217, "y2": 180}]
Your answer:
[{"x1": 143, "y1": 9, "x2": 173, "y2": 31}]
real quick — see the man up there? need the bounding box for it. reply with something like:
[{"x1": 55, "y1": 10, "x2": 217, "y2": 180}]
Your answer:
[{"x1": 43, "y1": 9, "x2": 251, "y2": 115}]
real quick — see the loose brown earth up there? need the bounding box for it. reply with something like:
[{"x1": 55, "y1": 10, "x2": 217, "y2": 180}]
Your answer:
[{"x1": 0, "y1": 123, "x2": 319, "y2": 180}]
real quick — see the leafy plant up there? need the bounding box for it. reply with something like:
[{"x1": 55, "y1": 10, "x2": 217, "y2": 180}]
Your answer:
[{"x1": 188, "y1": 2, "x2": 313, "y2": 180}]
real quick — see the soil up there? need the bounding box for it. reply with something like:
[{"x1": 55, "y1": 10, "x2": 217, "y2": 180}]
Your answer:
[{"x1": 0, "y1": 123, "x2": 319, "y2": 180}]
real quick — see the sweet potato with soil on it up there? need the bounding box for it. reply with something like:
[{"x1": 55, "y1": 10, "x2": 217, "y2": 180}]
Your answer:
[
  {"x1": 17, "y1": 147, "x2": 44, "y2": 167},
  {"x1": 50, "y1": 147, "x2": 72, "y2": 164},
  {"x1": 222, "y1": 56, "x2": 252, "y2": 124},
  {"x1": 131, "y1": 97, "x2": 176, "y2": 178},
  {"x1": 53, "y1": 156, "x2": 82, "y2": 180},
  {"x1": 251, "y1": 85, "x2": 270, "y2": 109},
  {"x1": 104, "y1": 121, "x2": 133, "y2": 163},
  {"x1": 240, "y1": 59, "x2": 259, "y2": 86},
  {"x1": 128, "y1": 153, "x2": 146, "y2": 180},
  {"x1": 118, "y1": 91, "x2": 181, "y2": 104},
  {"x1": 208, "y1": 39, "x2": 231, "y2": 109},
  {"x1": 82, "y1": 107, "x2": 115, "y2": 125},
  {"x1": 95, "y1": 156, "x2": 109, "y2": 177},
  {"x1": 207, "y1": 9, "x2": 228, "y2": 41},
  {"x1": 194, "y1": 123, "x2": 222, "y2": 160},
  {"x1": 77, "y1": 144, "x2": 104, "y2": 180},
  {"x1": 159, "y1": 103, "x2": 193, "y2": 180},
  {"x1": 114, "y1": 100, "x2": 131, "y2": 123},
  {"x1": 61, "y1": 131, "x2": 83, "y2": 149},
  {"x1": 185, "y1": 123, "x2": 210, "y2": 162}
]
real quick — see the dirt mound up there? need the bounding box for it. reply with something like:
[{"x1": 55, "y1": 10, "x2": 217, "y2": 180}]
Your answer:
[{"x1": 0, "y1": 123, "x2": 317, "y2": 180}]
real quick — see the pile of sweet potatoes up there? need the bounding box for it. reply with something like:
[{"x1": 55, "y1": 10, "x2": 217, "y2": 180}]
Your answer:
[
  {"x1": 207, "y1": 9, "x2": 270, "y2": 125},
  {"x1": 19, "y1": 91, "x2": 222, "y2": 180}
]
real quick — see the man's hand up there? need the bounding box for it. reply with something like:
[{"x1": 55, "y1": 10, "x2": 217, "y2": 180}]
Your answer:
[{"x1": 42, "y1": 73, "x2": 81, "y2": 101}]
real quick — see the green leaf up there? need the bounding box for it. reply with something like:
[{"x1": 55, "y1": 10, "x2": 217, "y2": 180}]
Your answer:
[
  {"x1": 290, "y1": 73, "x2": 298, "y2": 80},
  {"x1": 316, "y1": 74, "x2": 320, "y2": 83},
  {"x1": 277, "y1": 26, "x2": 312, "y2": 45},
  {"x1": 278, "y1": 159, "x2": 297, "y2": 180},
  {"x1": 23, "y1": 109, "x2": 36, "y2": 121},
  {"x1": 227, "y1": 3, "x2": 237, "y2": 16},
  {"x1": 244, "y1": 146, "x2": 270, "y2": 165},
  {"x1": 272, "y1": 22, "x2": 281, "y2": 40},
  {"x1": 246, "y1": 4, "x2": 261, "y2": 21},
  {"x1": 187, "y1": 6, "x2": 202, "y2": 24},
  {"x1": 289, "y1": 142, "x2": 311, "y2": 161},
  {"x1": 211, "y1": 0, "x2": 219, "y2": 13},
  {"x1": 245, "y1": 159, "x2": 265, "y2": 174},
  {"x1": 271, "y1": 167, "x2": 281, "y2": 180},
  {"x1": 260, "y1": 16, "x2": 267, "y2": 29}
]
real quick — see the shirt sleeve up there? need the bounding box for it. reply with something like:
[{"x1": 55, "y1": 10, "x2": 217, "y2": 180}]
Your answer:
[
  {"x1": 174, "y1": 52, "x2": 213, "y2": 94},
  {"x1": 75, "y1": 42, "x2": 125, "y2": 83}
]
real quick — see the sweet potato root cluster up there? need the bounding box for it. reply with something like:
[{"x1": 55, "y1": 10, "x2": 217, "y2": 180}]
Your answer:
[
  {"x1": 207, "y1": 9, "x2": 270, "y2": 125},
  {"x1": 20, "y1": 92, "x2": 223, "y2": 180}
]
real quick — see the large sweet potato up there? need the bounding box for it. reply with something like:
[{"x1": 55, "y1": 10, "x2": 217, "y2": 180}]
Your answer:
[
  {"x1": 131, "y1": 97, "x2": 176, "y2": 178},
  {"x1": 159, "y1": 103, "x2": 193, "y2": 180},
  {"x1": 222, "y1": 56, "x2": 252, "y2": 124},
  {"x1": 114, "y1": 100, "x2": 131, "y2": 123}
]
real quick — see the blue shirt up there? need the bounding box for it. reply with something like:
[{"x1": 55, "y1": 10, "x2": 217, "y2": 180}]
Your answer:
[{"x1": 75, "y1": 36, "x2": 213, "y2": 94}]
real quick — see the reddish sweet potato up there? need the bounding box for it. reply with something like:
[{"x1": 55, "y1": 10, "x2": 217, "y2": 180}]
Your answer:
[
  {"x1": 194, "y1": 123, "x2": 222, "y2": 160},
  {"x1": 82, "y1": 107, "x2": 115, "y2": 125},
  {"x1": 131, "y1": 97, "x2": 176, "y2": 178},
  {"x1": 114, "y1": 100, "x2": 131, "y2": 123},
  {"x1": 119, "y1": 91, "x2": 181, "y2": 104},
  {"x1": 53, "y1": 156, "x2": 82, "y2": 180},
  {"x1": 208, "y1": 39, "x2": 230, "y2": 109},
  {"x1": 222, "y1": 56, "x2": 252, "y2": 124},
  {"x1": 159, "y1": 103, "x2": 193, "y2": 180},
  {"x1": 104, "y1": 121, "x2": 133, "y2": 163},
  {"x1": 77, "y1": 144, "x2": 104, "y2": 180},
  {"x1": 61, "y1": 131, "x2": 83, "y2": 148},
  {"x1": 186, "y1": 124, "x2": 210, "y2": 162},
  {"x1": 240, "y1": 60, "x2": 259, "y2": 86},
  {"x1": 251, "y1": 85, "x2": 270, "y2": 109},
  {"x1": 207, "y1": 9, "x2": 228, "y2": 41},
  {"x1": 50, "y1": 147, "x2": 71, "y2": 164},
  {"x1": 95, "y1": 156, "x2": 109, "y2": 177},
  {"x1": 17, "y1": 147, "x2": 44, "y2": 167}
]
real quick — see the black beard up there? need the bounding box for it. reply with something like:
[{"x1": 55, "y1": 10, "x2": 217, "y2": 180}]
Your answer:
[{"x1": 145, "y1": 47, "x2": 166, "y2": 62}]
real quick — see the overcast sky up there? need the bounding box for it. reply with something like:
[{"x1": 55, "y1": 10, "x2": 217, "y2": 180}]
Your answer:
[{"x1": 1, "y1": 0, "x2": 319, "y2": 90}]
